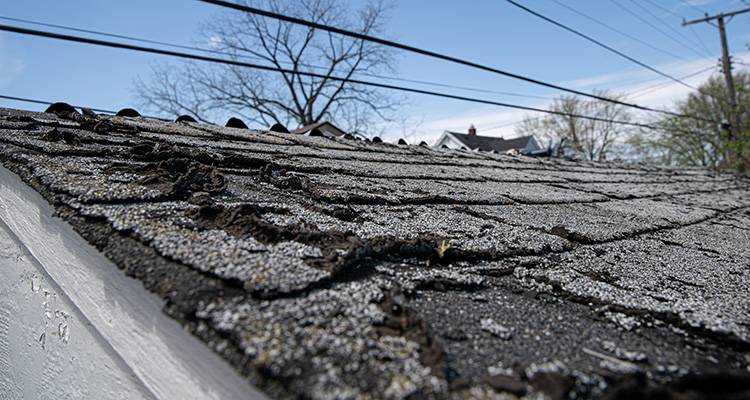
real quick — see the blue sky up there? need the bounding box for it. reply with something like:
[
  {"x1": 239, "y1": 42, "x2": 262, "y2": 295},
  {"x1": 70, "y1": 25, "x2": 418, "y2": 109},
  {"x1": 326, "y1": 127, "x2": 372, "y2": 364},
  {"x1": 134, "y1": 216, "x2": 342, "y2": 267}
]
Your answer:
[{"x1": 1, "y1": 0, "x2": 750, "y2": 142}]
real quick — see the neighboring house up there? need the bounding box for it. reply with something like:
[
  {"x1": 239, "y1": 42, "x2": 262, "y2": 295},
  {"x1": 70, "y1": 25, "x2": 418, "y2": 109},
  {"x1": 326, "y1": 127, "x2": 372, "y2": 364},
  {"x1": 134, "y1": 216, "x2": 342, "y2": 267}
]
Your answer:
[
  {"x1": 291, "y1": 121, "x2": 346, "y2": 138},
  {"x1": 433, "y1": 124, "x2": 541, "y2": 154}
]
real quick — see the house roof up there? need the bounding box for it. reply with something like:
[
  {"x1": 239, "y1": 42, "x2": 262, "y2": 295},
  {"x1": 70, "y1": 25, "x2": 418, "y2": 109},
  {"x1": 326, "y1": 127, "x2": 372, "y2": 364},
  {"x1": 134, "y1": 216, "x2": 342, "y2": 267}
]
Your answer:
[
  {"x1": 445, "y1": 131, "x2": 535, "y2": 152},
  {"x1": 290, "y1": 120, "x2": 345, "y2": 136},
  {"x1": 1, "y1": 106, "x2": 750, "y2": 399}
]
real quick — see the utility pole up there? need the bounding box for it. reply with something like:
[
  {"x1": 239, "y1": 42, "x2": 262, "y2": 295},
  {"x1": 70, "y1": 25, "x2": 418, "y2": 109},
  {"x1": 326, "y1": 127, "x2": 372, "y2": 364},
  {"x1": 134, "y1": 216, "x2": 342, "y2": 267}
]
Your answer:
[{"x1": 683, "y1": 7, "x2": 750, "y2": 145}]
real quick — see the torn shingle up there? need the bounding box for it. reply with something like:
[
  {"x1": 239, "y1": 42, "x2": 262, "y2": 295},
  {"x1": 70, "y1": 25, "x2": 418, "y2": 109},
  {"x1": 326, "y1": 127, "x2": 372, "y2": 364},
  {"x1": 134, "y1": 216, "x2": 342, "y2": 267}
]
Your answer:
[{"x1": 1, "y1": 106, "x2": 749, "y2": 399}]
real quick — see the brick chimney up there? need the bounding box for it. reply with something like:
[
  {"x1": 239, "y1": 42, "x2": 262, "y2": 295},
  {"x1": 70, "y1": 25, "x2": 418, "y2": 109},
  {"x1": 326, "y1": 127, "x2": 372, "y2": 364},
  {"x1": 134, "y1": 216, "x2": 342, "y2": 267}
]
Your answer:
[{"x1": 468, "y1": 124, "x2": 476, "y2": 136}]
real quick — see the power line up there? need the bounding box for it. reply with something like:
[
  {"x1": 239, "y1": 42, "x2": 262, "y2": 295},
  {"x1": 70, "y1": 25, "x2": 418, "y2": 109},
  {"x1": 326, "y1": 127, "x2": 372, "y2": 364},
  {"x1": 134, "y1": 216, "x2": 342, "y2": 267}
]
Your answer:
[
  {"x1": 628, "y1": 65, "x2": 716, "y2": 98},
  {"x1": 0, "y1": 15, "x2": 242, "y2": 59},
  {"x1": 0, "y1": 15, "x2": 555, "y2": 102},
  {"x1": 13, "y1": 10, "x2": 686, "y2": 103},
  {"x1": 502, "y1": 0, "x2": 702, "y2": 92},
  {"x1": 627, "y1": 0, "x2": 712, "y2": 57},
  {"x1": 686, "y1": 26, "x2": 714, "y2": 57},
  {"x1": 683, "y1": 7, "x2": 750, "y2": 140},
  {"x1": 365, "y1": 77, "x2": 552, "y2": 100},
  {"x1": 0, "y1": 94, "x2": 116, "y2": 114},
  {"x1": 0, "y1": 94, "x2": 165, "y2": 119},
  {"x1": 0, "y1": 23, "x2": 712, "y2": 135},
  {"x1": 635, "y1": 0, "x2": 714, "y2": 55},
  {"x1": 548, "y1": 0, "x2": 692, "y2": 62},
  {"x1": 678, "y1": 0, "x2": 709, "y2": 15},
  {"x1": 486, "y1": 64, "x2": 719, "y2": 131},
  {"x1": 196, "y1": 0, "x2": 715, "y2": 123},
  {"x1": 509, "y1": 2, "x2": 713, "y2": 94},
  {"x1": 609, "y1": 0, "x2": 709, "y2": 59},
  {"x1": 629, "y1": 65, "x2": 716, "y2": 97},
  {"x1": 481, "y1": 120, "x2": 524, "y2": 132},
  {"x1": 573, "y1": 64, "x2": 709, "y2": 91}
]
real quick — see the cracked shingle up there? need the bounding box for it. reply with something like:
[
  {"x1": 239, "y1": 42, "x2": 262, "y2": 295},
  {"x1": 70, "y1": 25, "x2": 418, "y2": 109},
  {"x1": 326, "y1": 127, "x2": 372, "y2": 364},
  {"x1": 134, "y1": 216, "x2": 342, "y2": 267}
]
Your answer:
[{"x1": 1, "y1": 106, "x2": 749, "y2": 399}]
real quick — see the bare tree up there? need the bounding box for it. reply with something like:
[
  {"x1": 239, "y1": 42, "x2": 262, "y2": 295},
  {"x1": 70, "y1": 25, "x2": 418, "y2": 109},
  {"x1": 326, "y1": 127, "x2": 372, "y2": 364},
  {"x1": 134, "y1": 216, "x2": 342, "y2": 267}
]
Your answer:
[
  {"x1": 135, "y1": 0, "x2": 402, "y2": 134},
  {"x1": 515, "y1": 91, "x2": 633, "y2": 161}
]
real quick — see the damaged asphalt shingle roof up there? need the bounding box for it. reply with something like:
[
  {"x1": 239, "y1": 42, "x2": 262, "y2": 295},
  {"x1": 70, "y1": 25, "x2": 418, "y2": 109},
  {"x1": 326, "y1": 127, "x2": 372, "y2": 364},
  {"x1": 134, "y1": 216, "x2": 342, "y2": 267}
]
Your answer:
[{"x1": 1, "y1": 106, "x2": 750, "y2": 399}]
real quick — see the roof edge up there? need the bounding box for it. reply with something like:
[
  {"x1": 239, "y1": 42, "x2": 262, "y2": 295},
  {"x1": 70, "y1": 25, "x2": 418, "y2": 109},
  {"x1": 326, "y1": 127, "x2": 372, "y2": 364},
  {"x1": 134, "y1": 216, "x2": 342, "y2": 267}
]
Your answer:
[{"x1": 0, "y1": 165, "x2": 266, "y2": 400}]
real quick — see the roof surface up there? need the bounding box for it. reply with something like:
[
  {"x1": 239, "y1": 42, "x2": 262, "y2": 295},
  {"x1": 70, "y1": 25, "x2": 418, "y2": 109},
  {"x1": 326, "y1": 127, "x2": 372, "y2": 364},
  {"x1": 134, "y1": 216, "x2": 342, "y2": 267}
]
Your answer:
[
  {"x1": 1, "y1": 106, "x2": 750, "y2": 399},
  {"x1": 445, "y1": 132, "x2": 535, "y2": 152}
]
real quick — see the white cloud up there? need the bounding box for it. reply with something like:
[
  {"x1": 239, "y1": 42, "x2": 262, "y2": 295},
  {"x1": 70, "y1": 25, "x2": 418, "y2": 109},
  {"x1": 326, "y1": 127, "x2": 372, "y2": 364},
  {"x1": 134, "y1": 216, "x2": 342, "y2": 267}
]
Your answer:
[
  {"x1": 560, "y1": 68, "x2": 657, "y2": 90},
  {"x1": 207, "y1": 35, "x2": 224, "y2": 49},
  {"x1": 674, "y1": 0, "x2": 717, "y2": 13}
]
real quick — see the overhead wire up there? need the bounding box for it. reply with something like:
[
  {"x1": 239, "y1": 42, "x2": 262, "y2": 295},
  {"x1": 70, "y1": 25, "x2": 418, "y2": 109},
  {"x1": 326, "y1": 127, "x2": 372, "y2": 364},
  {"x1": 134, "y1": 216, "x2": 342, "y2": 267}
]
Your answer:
[
  {"x1": 5, "y1": 13, "x2": 712, "y2": 104},
  {"x1": 0, "y1": 15, "x2": 553, "y2": 102},
  {"x1": 0, "y1": 23, "x2": 714, "y2": 136},
  {"x1": 19, "y1": 13, "x2": 708, "y2": 104},
  {"x1": 678, "y1": 0, "x2": 709, "y2": 16},
  {"x1": 609, "y1": 0, "x2": 709, "y2": 59},
  {"x1": 547, "y1": 0, "x2": 692, "y2": 62},
  {"x1": 480, "y1": 120, "x2": 524, "y2": 132},
  {"x1": 502, "y1": 0, "x2": 703, "y2": 92},
  {"x1": 627, "y1": 0, "x2": 713, "y2": 57},
  {"x1": 628, "y1": 65, "x2": 717, "y2": 98},
  {"x1": 635, "y1": 0, "x2": 714, "y2": 55},
  {"x1": 0, "y1": 94, "x2": 116, "y2": 114},
  {"x1": 0, "y1": 94, "x2": 166, "y2": 119},
  {"x1": 196, "y1": 0, "x2": 715, "y2": 123},
  {"x1": 0, "y1": 15, "x2": 240, "y2": 59},
  {"x1": 481, "y1": 64, "x2": 719, "y2": 132},
  {"x1": 3, "y1": 14, "x2": 719, "y2": 117}
]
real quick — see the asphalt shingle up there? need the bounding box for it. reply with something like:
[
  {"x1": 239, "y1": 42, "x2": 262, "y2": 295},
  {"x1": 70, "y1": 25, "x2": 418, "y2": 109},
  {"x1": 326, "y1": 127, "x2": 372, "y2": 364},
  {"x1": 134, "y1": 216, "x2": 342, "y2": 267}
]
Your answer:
[{"x1": 1, "y1": 106, "x2": 749, "y2": 399}]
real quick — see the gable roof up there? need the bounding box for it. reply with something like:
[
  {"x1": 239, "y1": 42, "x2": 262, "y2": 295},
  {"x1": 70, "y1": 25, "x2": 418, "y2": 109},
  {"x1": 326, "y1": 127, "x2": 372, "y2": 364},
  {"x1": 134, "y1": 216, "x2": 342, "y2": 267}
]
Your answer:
[
  {"x1": 290, "y1": 121, "x2": 346, "y2": 136},
  {"x1": 1, "y1": 106, "x2": 749, "y2": 399},
  {"x1": 445, "y1": 131, "x2": 536, "y2": 152}
]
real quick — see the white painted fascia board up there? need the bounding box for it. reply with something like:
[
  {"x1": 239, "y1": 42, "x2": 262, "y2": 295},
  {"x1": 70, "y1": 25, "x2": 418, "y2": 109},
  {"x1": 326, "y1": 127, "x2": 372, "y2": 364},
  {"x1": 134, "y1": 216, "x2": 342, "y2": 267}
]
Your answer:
[
  {"x1": 433, "y1": 132, "x2": 468, "y2": 149},
  {"x1": 0, "y1": 166, "x2": 266, "y2": 400},
  {"x1": 432, "y1": 131, "x2": 451, "y2": 147}
]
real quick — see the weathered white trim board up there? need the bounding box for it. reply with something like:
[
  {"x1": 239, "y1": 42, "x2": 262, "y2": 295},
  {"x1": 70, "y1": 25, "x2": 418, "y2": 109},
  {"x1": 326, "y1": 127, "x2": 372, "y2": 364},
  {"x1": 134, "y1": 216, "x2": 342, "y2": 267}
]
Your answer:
[{"x1": 0, "y1": 165, "x2": 265, "y2": 400}]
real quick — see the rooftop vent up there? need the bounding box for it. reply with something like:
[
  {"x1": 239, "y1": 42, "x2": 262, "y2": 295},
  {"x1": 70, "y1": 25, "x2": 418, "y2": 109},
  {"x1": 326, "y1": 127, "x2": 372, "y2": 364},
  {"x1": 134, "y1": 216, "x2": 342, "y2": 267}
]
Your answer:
[
  {"x1": 44, "y1": 102, "x2": 77, "y2": 116},
  {"x1": 269, "y1": 123, "x2": 290, "y2": 133},
  {"x1": 225, "y1": 117, "x2": 248, "y2": 129},
  {"x1": 116, "y1": 108, "x2": 141, "y2": 118},
  {"x1": 176, "y1": 115, "x2": 197, "y2": 123}
]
